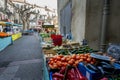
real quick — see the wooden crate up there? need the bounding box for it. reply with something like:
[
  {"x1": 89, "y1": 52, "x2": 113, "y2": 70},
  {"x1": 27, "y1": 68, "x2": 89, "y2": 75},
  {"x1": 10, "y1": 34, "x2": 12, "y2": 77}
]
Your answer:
[
  {"x1": 43, "y1": 49, "x2": 57, "y2": 58},
  {"x1": 43, "y1": 37, "x2": 51, "y2": 42}
]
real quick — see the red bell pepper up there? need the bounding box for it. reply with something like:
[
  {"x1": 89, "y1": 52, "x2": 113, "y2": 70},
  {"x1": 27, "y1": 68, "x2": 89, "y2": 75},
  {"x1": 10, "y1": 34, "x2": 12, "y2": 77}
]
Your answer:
[
  {"x1": 53, "y1": 77, "x2": 59, "y2": 80},
  {"x1": 52, "y1": 72, "x2": 64, "y2": 79},
  {"x1": 67, "y1": 70, "x2": 75, "y2": 80},
  {"x1": 59, "y1": 67, "x2": 66, "y2": 74},
  {"x1": 75, "y1": 67, "x2": 87, "y2": 80}
]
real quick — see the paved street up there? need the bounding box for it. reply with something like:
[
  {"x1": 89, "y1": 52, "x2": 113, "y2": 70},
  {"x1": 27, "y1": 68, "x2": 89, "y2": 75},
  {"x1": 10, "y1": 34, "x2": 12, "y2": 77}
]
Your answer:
[{"x1": 0, "y1": 34, "x2": 43, "y2": 80}]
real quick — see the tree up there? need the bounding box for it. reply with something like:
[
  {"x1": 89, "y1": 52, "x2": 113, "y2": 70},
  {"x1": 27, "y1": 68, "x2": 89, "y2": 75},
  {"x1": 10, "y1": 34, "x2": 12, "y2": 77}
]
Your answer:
[
  {"x1": 9, "y1": 0, "x2": 55, "y2": 30},
  {"x1": 9, "y1": 1, "x2": 37, "y2": 30}
]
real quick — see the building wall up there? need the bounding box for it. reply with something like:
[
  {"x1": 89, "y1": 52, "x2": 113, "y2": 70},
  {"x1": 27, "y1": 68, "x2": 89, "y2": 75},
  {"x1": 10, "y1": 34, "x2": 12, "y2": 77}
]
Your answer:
[
  {"x1": 85, "y1": 0, "x2": 103, "y2": 49},
  {"x1": 107, "y1": 0, "x2": 120, "y2": 43},
  {"x1": 58, "y1": 0, "x2": 86, "y2": 42},
  {"x1": 0, "y1": 0, "x2": 5, "y2": 20},
  {"x1": 71, "y1": 0, "x2": 86, "y2": 43},
  {"x1": 85, "y1": 0, "x2": 120, "y2": 50},
  {"x1": 0, "y1": 0, "x2": 5, "y2": 8},
  {"x1": 57, "y1": 0, "x2": 69, "y2": 34},
  {"x1": 58, "y1": 0, "x2": 120, "y2": 50}
]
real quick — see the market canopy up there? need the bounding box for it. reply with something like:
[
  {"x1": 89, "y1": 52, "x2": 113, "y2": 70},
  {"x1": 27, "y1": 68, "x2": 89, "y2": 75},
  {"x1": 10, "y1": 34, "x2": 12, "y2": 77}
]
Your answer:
[
  {"x1": 42, "y1": 25, "x2": 54, "y2": 28},
  {"x1": 0, "y1": 21, "x2": 12, "y2": 26},
  {"x1": 13, "y1": 23, "x2": 23, "y2": 27},
  {"x1": 5, "y1": 22, "x2": 12, "y2": 25},
  {"x1": 0, "y1": 21, "x2": 6, "y2": 25},
  {"x1": 0, "y1": 21, "x2": 23, "y2": 27},
  {"x1": 18, "y1": 24, "x2": 23, "y2": 27},
  {"x1": 42, "y1": 22, "x2": 54, "y2": 28}
]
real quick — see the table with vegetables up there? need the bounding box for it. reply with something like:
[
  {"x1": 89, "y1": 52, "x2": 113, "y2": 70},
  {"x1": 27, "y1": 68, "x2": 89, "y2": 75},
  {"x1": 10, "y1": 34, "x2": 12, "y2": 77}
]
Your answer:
[{"x1": 42, "y1": 43, "x2": 120, "y2": 80}]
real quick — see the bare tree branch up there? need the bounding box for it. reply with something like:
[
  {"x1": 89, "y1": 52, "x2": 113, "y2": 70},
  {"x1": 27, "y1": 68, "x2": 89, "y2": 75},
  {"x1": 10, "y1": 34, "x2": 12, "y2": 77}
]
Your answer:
[{"x1": 8, "y1": 0, "x2": 38, "y2": 30}]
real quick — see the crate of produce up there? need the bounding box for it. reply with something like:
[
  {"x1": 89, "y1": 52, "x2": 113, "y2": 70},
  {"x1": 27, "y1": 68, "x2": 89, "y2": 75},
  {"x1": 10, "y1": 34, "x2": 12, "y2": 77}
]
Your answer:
[
  {"x1": 77, "y1": 63, "x2": 86, "y2": 76},
  {"x1": 71, "y1": 42, "x2": 80, "y2": 48},
  {"x1": 78, "y1": 62, "x2": 102, "y2": 80},
  {"x1": 112, "y1": 62, "x2": 120, "y2": 74},
  {"x1": 49, "y1": 72, "x2": 53, "y2": 80},
  {"x1": 44, "y1": 37, "x2": 52, "y2": 43},
  {"x1": 55, "y1": 49, "x2": 70, "y2": 55},
  {"x1": 49, "y1": 66, "x2": 87, "y2": 80},
  {"x1": 43, "y1": 49, "x2": 57, "y2": 58}
]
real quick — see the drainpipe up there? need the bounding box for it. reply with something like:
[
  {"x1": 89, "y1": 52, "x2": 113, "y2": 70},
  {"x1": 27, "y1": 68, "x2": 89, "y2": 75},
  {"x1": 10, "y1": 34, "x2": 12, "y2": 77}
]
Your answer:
[{"x1": 100, "y1": 0, "x2": 110, "y2": 52}]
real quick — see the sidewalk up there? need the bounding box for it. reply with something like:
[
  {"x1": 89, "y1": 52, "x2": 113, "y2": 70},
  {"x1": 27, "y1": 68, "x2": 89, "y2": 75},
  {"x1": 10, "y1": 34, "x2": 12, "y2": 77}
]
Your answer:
[{"x1": 0, "y1": 34, "x2": 43, "y2": 80}]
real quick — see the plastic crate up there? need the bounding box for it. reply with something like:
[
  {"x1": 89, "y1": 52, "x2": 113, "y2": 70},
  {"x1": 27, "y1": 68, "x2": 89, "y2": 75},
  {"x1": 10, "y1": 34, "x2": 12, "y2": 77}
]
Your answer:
[
  {"x1": 78, "y1": 62, "x2": 86, "y2": 76},
  {"x1": 78, "y1": 62, "x2": 102, "y2": 80},
  {"x1": 113, "y1": 63, "x2": 120, "y2": 74},
  {"x1": 49, "y1": 72, "x2": 53, "y2": 80}
]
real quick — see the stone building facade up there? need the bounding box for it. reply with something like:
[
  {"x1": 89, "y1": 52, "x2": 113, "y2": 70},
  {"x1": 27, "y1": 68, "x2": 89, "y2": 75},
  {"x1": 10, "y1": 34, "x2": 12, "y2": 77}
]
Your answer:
[{"x1": 57, "y1": 0, "x2": 120, "y2": 50}]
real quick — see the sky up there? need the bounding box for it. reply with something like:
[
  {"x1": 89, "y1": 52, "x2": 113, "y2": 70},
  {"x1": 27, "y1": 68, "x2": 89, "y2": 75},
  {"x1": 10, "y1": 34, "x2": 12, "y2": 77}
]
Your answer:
[{"x1": 26, "y1": 0, "x2": 57, "y2": 10}]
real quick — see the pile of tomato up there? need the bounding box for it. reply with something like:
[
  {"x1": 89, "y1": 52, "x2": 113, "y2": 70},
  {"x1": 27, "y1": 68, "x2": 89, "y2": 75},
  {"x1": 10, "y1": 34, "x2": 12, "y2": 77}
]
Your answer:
[{"x1": 48, "y1": 53, "x2": 96, "y2": 69}]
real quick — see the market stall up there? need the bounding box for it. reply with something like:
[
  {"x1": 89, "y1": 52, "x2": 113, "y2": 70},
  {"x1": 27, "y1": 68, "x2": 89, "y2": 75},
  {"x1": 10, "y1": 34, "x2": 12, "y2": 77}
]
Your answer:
[
  {"x1": 40, "y1": 24, "x2": 57, "y2": 43},
  {"x1": 12, "y1": 24, "x2": 22, "y2": 41},
  {"x1": 41, "y1": 35, "x2": 120, "y2": 80},
  {"x1": 39, "y1": 25, "x2": 120, "y2": 80},
  {"x1": 12, "y1": 32, "x2": 22, "y2": 41},
  {"x1": 0, "y1": 21, "x2": 22, "y2": 51},
  {"x1": 0, "y1": 34, "x2": 12, "y2": 52},
  {"x1": 0, "y1": 21, "x2": 13, "y2": 52}
]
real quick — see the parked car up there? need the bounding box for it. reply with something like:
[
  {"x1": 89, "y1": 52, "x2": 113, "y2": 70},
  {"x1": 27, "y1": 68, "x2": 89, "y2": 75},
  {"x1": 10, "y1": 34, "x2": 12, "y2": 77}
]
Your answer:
[{"x1": 22, "y1": 30, "x2": 34, "y2": 35}]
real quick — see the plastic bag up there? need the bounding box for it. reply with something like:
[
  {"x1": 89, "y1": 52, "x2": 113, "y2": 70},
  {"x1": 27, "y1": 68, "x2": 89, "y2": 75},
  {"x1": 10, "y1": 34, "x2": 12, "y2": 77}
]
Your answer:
[{"x1": 107, "y1": 43, "x2": 120, "y2": 60}]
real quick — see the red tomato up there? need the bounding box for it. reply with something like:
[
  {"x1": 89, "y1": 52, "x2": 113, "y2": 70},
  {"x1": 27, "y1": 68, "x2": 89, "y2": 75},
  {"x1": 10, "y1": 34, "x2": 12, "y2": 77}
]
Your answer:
[
  {"x1": 79, "y1": 59, "x2": 83, "y2": 62},
  {"x1": 87, "y1": 58, "x2": 91, "y2": 62},
  {"x1": 61, "y1": 57, "x2": 66, "y2": 61},
  {"x1": 56, "y1": 56, "x2": 61, "y2": 60},
  {"x1": 59, "y1": 55, "x2": 64, "y2": 58},
  {"x1": 72, "y1": 54, "x2": 76, "y2": 59},
  {"x1": 76, "y1": 56, "x2": 81, "y2": 60}
]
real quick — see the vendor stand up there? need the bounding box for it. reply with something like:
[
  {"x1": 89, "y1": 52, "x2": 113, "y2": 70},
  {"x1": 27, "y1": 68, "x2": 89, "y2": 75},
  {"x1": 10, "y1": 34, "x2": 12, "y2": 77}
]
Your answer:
[
  {"x1": 40, "y1": 24, "x2": 56, "y2": 43},
  {"x1": 12, "y1": 32, "x2": 22, "y2": 41},
  {"x1": 43, "y1": 53, "x2": 50, "y2": 80},
  {"x1": 0, "y1": 36, "x2": 12, "y2": 52},
  {"x1": 0, "y1": 21, "x2": 13, "y2": 52},
  {"x1": 40, "y1": 24, "x2": 120, "y2": 80},
  {"x1": 12, "y1": 24, "x2": 22, "y2": 41},
  {"x1": 0, "y1": 22, "x2": 22, "y2": 52},
  {"x1": 41, "y1": 34, "x2": 120, "y2": 80}
]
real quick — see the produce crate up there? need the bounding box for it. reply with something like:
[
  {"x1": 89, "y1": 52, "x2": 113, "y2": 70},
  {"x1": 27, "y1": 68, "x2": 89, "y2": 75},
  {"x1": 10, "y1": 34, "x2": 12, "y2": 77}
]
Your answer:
[
  {"x1": 113, "y1": 63, "x2": 120, "y2": 74},
  {"x1": 62, "y1": 44, "x2": 72, "y2": 49},
  {"x1": 43, "y1": 37, "x2": 52, "y2": 43},
  {"x1": 49, "y1": 72, "x2": 53, "y2": 80},
  {"x1": 78, "y1": 63, "x2": 102, "y2": 80},
  {"x1": 42, "y1": 46, "x2": 53, "y2": 49},
  {"x1": 71, "y1": 42, "x2": 80, "y2": 48},
  {"x1": 43, "y1": 49, "x2": 57, "y2": 58},
  {"x1": 43, "y1": 54, "x2": 50, "y2": 80}
]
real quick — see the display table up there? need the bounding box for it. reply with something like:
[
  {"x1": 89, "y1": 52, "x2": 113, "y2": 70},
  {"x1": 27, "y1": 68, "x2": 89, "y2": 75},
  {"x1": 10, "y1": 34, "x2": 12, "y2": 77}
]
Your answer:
[
  {"x1": 12, "y1": 32, "x2": 22, "y2": 41},
  {"x1": 0, "y1": 36, "x2": 12, "y2": 52},
  {"x1": 39, "y1": 35, "x2": 49, "y2": 80},
  {"x1": 43, "y1": 55, "x2": 50, "y2": 80}
]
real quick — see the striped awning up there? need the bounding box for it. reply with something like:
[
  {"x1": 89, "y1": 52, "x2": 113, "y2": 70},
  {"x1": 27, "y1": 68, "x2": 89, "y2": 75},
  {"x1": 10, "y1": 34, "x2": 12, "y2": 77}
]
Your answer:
[
  {"x1": 0, "y1": 21, "x2": 13, "y2": 26},
  {"x1": 13, "y1": 23, "x2": 23, "y2": 27},
  {"x1": 5, "y1": 22, "x2": 12, "y2": 25}
]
